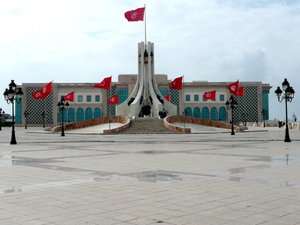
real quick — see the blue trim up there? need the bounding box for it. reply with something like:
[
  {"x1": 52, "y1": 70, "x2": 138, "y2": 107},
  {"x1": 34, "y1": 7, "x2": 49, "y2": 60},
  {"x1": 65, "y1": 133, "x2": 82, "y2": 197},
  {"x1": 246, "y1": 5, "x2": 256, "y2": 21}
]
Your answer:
[
  {"x1": 219, "y1": 107, "x2": 227, "y2": 121},
  {"x1": 85, "y1": 108, "x2": 93, "y2": 120},
  {"x1": 202, "y1": 107, "x2": 209, "y2": 119},
  {"x1": 76, "y1": 108, "x2": 84, "y2": 122},
  {"x1": 94, "y1": 108, "x2": 102, "y2": 118},
  {"x1": 15, "y1": 98, "x2": 22, "y2": 124},
  {"x1": 193, "y1": 107, "x2": 201, "y2": 118},
  {"x1": 184, "y1": 107, "x2": 192, "y2": 116},
  {"x1": 210, "y1": 107, "x2": 218, "y2": 121}
]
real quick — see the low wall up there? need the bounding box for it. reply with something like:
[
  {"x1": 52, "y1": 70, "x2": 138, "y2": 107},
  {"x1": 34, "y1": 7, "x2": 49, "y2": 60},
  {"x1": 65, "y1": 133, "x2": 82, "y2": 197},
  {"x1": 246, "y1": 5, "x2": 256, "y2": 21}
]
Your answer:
[
  {"x1": 163, "y1": 116, "x2": 191, "y2": 133},
  {"x1": 51, "y1": 116, "x2": 130, "y2": 134},
  {"x1": 164, "y1": 115, "x2": 243, "y2": 133},
  {"x1": 103, "y1": 117, "x2": 131, "y2": 134}
]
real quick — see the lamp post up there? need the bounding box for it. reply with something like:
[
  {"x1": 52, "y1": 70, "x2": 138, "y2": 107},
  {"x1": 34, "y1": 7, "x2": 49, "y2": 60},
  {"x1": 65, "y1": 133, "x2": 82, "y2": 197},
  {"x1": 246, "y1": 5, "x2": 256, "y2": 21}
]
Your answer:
[
  {"x1": 226, "y1": 95, "x2": 238, "y2": 135},
  {"x1": 0, "y1": 108, "x2": 4, "y2": 131},
  {"x1": 24, "y1": 110, "x2": 29, "y2": 129},
  {"x1": 275, "y1": 78, "x2": 295, "y2": 142},
  {"x1": 3, "y1": 80, "x2": 23, "y2": 144},
  {"x1": 57, "y1": 97, "x2": 69, "y2": 136},
  {"x1": 261, "y1": 109, "x2": 267, "y2": 127}
]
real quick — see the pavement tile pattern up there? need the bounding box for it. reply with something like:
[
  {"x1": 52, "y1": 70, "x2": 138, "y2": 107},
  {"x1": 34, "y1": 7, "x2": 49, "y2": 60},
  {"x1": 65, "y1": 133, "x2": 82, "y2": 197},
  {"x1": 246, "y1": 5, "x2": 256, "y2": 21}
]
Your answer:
[{"x1": 0, "y1": 126, "x2": 300, "y2": 225}]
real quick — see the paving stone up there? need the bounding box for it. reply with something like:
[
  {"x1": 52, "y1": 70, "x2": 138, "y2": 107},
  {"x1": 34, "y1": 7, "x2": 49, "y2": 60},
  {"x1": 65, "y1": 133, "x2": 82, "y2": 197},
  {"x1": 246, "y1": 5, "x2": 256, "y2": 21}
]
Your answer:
[{"x1": 0, "y1": 126, "x2": 300, "y2": 224}]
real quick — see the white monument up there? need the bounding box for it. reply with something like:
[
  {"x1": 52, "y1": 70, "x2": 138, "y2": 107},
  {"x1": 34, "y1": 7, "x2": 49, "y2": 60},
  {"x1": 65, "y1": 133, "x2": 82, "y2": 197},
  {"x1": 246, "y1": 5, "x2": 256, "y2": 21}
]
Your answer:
[{"x1": 117, "y1": 42, "x2": 177, "y2": 119}]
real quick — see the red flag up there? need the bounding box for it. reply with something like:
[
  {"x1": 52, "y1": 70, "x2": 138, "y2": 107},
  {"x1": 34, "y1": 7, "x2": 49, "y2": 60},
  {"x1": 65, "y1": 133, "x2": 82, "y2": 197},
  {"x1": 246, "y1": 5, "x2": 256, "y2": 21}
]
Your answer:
[
  {"x1": 32, "y1": 89, "x2": 45, "y2": 99},
  {"x1": 235, "y1": 87, "x2": 244, "y2": 97},
  {"x1": 93, "y1": 76, "x2": 112, "y2": 90},
  {"x1": 64, "y1": 91, "x2": 75, "y2": 101},
  {"x1": 31, "y1": 81, "x2": 52, "y2": 99},
  {"x1": 169, "y1": 76, "x2": 183, "y2": 90},
  {"x1": 108, "y1": 95, "x2": 118, "y2": 104},
  {"x1": 42, "y1": 81, "x2": 52, "y2": 96},
  {"x1": 164, "y1": 94, "x2": 170, "y2": 102},
  {"x1": 227, "y1": 81, "x2": 239, "y2": 94},
  {"x1": 203, "y1": 90, "x2": 216, "y2": 100},
  {"x1": 124, "y1": 7, "x2": 145, "y2": 22}
]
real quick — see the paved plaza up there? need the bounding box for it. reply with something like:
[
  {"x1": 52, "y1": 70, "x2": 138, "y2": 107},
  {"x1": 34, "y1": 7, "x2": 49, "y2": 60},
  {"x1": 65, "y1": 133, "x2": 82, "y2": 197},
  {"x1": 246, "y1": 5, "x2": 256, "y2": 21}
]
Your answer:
[{"x1": 0, "y1": 126, "x2": 300, "y2": 225}]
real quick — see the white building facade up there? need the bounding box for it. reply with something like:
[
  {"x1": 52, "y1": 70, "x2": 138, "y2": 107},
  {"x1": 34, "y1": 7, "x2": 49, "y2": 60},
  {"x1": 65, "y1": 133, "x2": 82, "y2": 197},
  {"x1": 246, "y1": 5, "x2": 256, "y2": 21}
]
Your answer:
[{"x1": 16, "y1": 74, "x2": 271, "y2": 127}]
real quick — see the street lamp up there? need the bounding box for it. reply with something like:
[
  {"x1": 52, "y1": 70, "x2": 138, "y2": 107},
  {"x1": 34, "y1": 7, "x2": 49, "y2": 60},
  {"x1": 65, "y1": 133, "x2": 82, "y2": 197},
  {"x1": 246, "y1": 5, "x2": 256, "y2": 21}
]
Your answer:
[
  {"x1": 226, "y1": 95, "x2": 238, "y2": 135},
  {"x1": 3, "y1": 80, "x2": 23, "y2": 144},
  {"x1": 275, "y1": 78, "x2": 295, "y2": 142},
  {"x1": 57, "y1": 97, "x2": 69, "y2": 136},
  {"x1": 0, "y1": 108, "x2": 5, "y2": 131},
  {"x1": 24, "y1": 110, "x2": 29, "y2": 129}
]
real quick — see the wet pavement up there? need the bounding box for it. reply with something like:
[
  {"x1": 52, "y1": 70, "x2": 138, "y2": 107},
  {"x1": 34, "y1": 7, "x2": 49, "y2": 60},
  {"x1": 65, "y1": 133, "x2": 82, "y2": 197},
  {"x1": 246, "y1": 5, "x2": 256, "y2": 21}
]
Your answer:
[{"x1": 0, "y1": 126, "x2": 300, "y2": 225}]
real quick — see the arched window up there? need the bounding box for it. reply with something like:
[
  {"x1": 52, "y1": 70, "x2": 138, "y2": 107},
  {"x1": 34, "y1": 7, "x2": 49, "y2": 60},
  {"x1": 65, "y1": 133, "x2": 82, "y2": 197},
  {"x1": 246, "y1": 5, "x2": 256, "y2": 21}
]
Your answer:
[
  {"x1": 68, "y1": 108, "x2": 75, "y2": 122},
  {"x1": 85, "y1": 108, "x2": 93, "y2": 120},
  {"x1": 202, "y1": 107, "x2": 209, "y2": 120},
  {"x1": 94, "y1": 108, "x2": 102, "y2": 118},
  {"x1": 193, "y1": 107, "x2": 201, "y2": 118},
  {"x1": 76, "y1": 108, "x2": 84, "y2": 122},
  {"x1": 210, "y1": 107, "x2": 218, "y2": 121},
  {"x1": 219, "y1": 107, "x2": 227, "y2": 121},
  {"x1": 184, "y1": 107, "x2": 192, "y2": 116}
]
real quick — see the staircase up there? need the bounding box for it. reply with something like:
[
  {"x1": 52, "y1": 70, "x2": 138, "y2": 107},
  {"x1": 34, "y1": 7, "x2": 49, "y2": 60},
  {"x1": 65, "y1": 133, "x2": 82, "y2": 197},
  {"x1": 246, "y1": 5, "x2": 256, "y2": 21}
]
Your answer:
[{"x1": 120, "y1": 118, "x2": 175, "y2": 134}]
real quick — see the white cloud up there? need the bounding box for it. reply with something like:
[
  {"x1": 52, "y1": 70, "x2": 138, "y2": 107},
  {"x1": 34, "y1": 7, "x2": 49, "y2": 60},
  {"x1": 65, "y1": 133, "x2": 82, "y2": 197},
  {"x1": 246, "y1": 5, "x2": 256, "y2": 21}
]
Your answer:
[{"x1": 0, "y1": 0, "x2": 300, "y2": 120}]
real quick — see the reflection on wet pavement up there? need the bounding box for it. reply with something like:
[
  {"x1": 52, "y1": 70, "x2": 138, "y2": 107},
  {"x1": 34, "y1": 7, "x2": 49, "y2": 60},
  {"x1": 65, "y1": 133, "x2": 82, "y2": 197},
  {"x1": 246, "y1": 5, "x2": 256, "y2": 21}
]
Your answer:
[
  {"x1": 1, "y1": 150, "x2": 300, "y2": 195},
  {"x1": 1, "y1": 164, "x2": 300, "y2": 195}
]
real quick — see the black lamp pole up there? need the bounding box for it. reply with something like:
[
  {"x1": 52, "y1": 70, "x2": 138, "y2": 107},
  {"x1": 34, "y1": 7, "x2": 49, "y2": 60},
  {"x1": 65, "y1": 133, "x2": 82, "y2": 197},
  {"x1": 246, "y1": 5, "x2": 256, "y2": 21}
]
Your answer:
[
  {"x1": 0, "y1": 108, "x2": 4, "y2": 131},
  {"x1": 57, "y1": 97, "x2": 69, "y2": 136},
  {"x1": 226, "y1": 95, "x2": 238, "y2": 135},
  {"x1": 3, "y1": 80, "x2": 23, "y2": 144},
  {"x1": 275, "y1": 78, "x2": 295, "y2": 142}
]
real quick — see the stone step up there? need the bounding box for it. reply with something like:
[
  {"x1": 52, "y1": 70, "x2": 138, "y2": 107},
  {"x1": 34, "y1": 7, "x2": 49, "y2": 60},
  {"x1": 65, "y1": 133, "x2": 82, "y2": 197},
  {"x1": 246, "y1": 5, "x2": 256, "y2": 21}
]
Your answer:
[{"x1": 120, "y1": 118, "x2": 176, "y2": 134}]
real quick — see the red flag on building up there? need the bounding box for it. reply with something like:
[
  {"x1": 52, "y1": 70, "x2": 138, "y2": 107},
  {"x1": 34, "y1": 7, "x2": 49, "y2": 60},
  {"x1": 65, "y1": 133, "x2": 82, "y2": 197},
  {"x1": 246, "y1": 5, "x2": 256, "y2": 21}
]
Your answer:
[
  {"x1": 227, "y1": 81, "x2": 239, "y2": 94},
  {"x1": 64, "y1": 91, "x2": 75, "y2": 101},
  {"x1": 108, "y1": 95, "x2": 118, "y2": 104},
  {"x1": 203, "y1": 90, "x2": 216, "y2": 100},
  {"x1": 164, "y1": 94, "x2": 170, "y2": 102},
  {"x1": 124, "y1": 7, "x2": 145, "y2": 22},
  {"x1": 169, "y1": 76, "x2": 183, "y2": 90},
  {"x1": 31, "y1": 81, "x2": 52, "y2": 99},
  {"x1": 32, "y1": 89, "x2": 45, "y2": 99},
  {"x1": 42, "y1": 81, "x2": 53, "y2": 96},
  {"x1": 235, "y1": 87, "x2": 244, "y2": 97},
  {"x1": 93, "y1": 76, "x2": 112, "y2": 90}
]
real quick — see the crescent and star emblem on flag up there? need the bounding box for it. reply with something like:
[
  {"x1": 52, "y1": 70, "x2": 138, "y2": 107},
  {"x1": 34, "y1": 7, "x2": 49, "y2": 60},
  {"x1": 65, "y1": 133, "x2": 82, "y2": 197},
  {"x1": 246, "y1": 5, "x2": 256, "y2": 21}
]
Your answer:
[
  {"x1": 207, "y1": 93, "x2": 211, "y2": 97},
  {"x1": 100, "y1": 81, "x2": 105, "y2": 87},
  {"x1": 131, "y1": 12, "x2": 137, "y2": 19}
]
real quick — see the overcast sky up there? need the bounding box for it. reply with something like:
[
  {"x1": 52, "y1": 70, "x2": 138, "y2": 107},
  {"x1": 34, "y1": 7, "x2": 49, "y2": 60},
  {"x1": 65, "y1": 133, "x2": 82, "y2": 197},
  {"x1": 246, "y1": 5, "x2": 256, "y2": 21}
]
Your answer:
[{"x1": 1, "y1": 0, "x2": 299, "y2": 120}]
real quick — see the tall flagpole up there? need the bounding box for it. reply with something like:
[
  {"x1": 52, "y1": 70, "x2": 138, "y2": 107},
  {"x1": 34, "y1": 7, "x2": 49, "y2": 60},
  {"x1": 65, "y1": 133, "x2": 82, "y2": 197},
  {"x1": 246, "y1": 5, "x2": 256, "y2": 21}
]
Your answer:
[
  {"x1": 182, "y1": 75, "x2": 185, "y2": 115},
  {"x1": 144, "y1": 4, "x2": 147, "y2": 46}
]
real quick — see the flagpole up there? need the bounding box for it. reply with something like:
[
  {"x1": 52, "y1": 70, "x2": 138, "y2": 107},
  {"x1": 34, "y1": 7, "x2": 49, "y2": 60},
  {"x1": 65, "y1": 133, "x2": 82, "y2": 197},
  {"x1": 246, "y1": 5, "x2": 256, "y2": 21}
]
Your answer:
[
  {"x1": 182, "y1": 76, "x2": 186, "y2": 128},
  {"x1": 108, "y1": 90, "x2": 110, "y2": 130},
  {"x1": 144, "y1": 4, "x2": 147, "y2": 46}
]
